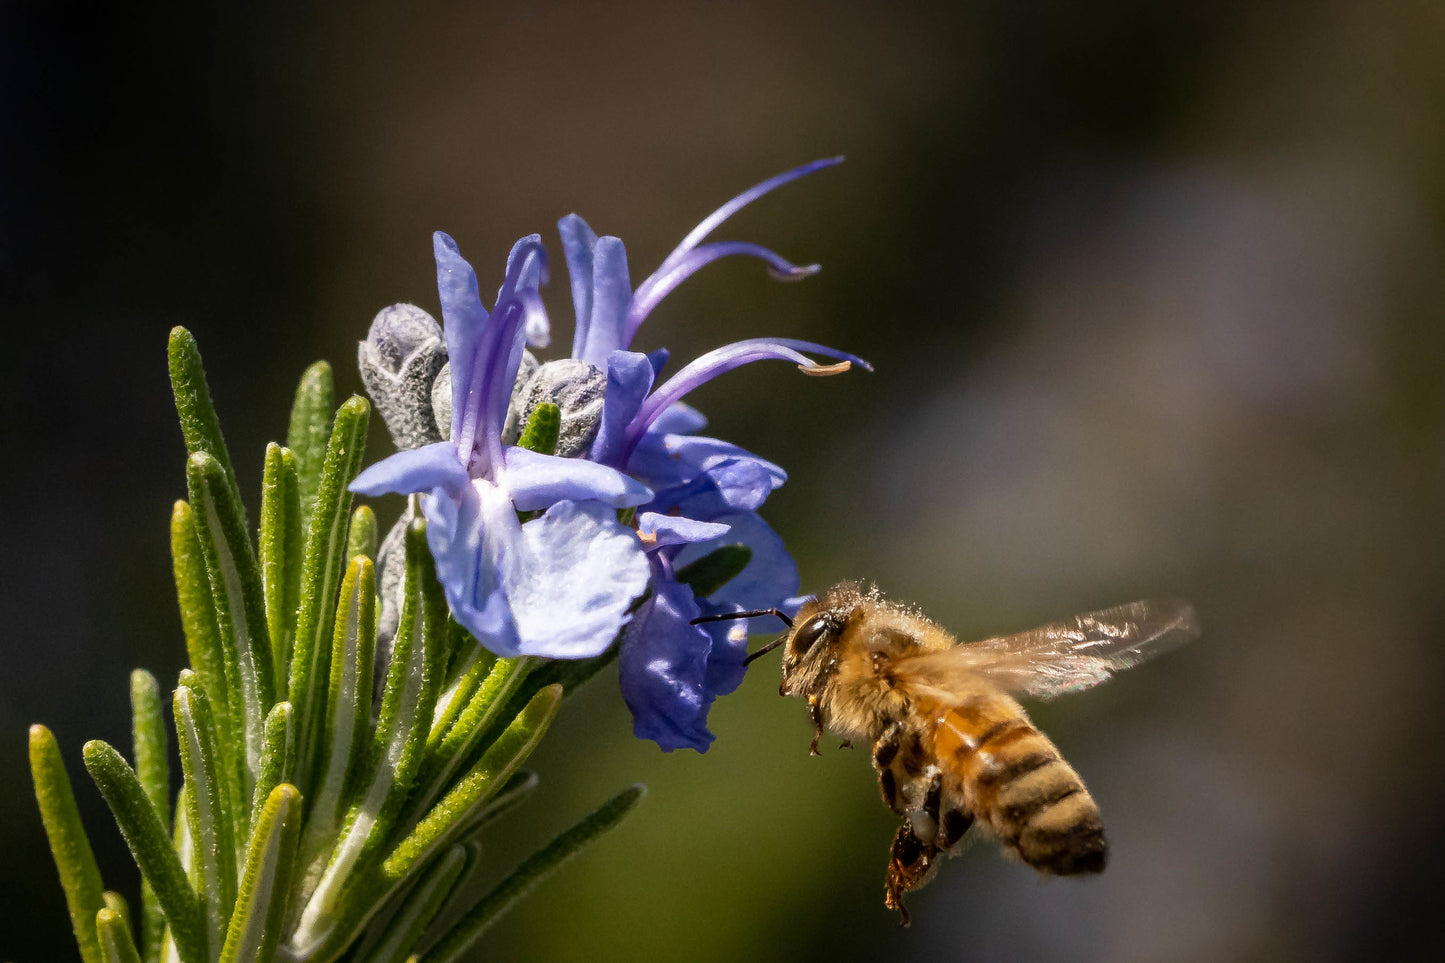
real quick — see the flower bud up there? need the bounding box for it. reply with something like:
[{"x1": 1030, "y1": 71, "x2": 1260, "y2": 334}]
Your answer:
[
  {"x1": 358, "y1": 303, "x2": 448, "y2": 450},
  {"x1": 503, "y1": 359, "x2": 606, "y2": 456}
]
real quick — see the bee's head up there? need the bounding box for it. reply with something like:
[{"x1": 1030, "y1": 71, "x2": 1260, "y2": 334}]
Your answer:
[
  {"x1": 776, "y1": 606, "x2": 845, "y2": 694},
  {"x1": 689, "y1": 582, "x2": 863, "y2": 694}
]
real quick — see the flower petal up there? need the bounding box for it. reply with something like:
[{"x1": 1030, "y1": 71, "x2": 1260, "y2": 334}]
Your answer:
[
  {"x1": 590, "y1": 350, "x2": 654, "y2": 466},
  {"x1": 433, "y1": 232, "x2": 488, "y2": 443},
  {"x1": 499, "y1": 447, "x2": 653, "y2": 511},
  {"x1": 636, "y1": 513, "x2": 732, "y2": 550},
  {"x1": 350, "y1": 442, "x2": 467, "y2": 499},
  {"x1": 643, "y1": 457, "x2": 780, "y2": 519},
  {"x1": 499, "y1": 500, "x2": 652, "y2": 658},
  {"x1": 501, "y1": 234, "x2": 550, "y2": 348},
  {"x1": 559, "y1": 214, "x2": 599, "y2": 359},
  {"x1": 673, "y1": 510, "x2": 799, "y2": 612},
  {"x1": 628, "y1": 435, "x2": 785, "y2": 494},
  {"x1": 649, "y1": 402, "x2": 706, "y2": 435},
  {"x1": 618, "y1": 577, "x2": 715, "y2": 752},
  {"x1": 576, "y1": 236, "x2": 632, "y2": 366},
  {"x1": 421, "y1": 481, "x2": 520, "y2": 653}
]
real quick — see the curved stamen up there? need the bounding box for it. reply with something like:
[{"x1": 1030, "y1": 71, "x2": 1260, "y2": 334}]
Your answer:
[
  {"x1": 628, "y1": 241, "x2": 820, "y2": 341},
  {"x1": 620, "y1": 337, "x2": 870, "y2": 464},
  {"x1": 654, "y1": 157, "x2": 844, "y2": 277}
]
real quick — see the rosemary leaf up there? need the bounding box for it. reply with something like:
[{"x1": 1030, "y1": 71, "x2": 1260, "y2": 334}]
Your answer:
[
  {"x1": 259, "y1": 444, "x2": 303, "y2": 682},
  {"x1": 83, "y1": 740, "x2": 206, "y2": 963},
  {"x1": 219, "y1": 784, "x2": 302, "y2": 963},
  {"x1": 129, "y1": 672, "x2": 169, "y2": 963},
  {"x1": 29, "y1": 725, "x2": 106, "y2": 963}
]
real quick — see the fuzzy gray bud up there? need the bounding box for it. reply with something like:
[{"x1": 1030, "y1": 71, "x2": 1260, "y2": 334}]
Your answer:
[
  {"x1": 503, "y1": 359, "x2": 607, "y2": 456},
  {"x1": 431, "y1": 351, "x2": 540, "y2": 441},
  {"x1": 359, "y1": 304, "x2": 448, "y2": 450}
]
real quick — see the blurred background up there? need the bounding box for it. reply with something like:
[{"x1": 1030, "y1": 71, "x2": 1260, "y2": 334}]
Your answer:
[{"x1": 5, "y1": 1, "x2": 1444, "y2": 960}]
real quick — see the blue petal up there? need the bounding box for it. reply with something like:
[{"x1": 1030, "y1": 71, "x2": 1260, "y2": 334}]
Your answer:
[
  {"x1": 590, "y1": 350, "x2": 654, "y2": 467},
  {"x1": 626, "y1": 434, "x2": 784, "y2": 494},
  {"x1": 649, "y1": 402, "x2": 707, "y2": 435},
  {"x1": 559, "y1": 214, "x2": 599, "y2": 359},
  {"x1": 636, "y1": 512, "x2": 731, "y2": 550},
  {"x1": 643, "y1": 458, "x2": 779, "y2": 519},
  {"x1": 350, "y1": 442, "x2": 467, "y2": 498},
  {"x1": 696, "y1": 599, "x2": 756, "y2": 699},
  {"x1": 673, "y1": 510, "x2": 799, "y2": 612},
  {"x1": 500, "y1": 447, "x2": 653, "y2": 511},
  {"x1": 501, "y1": 234, "x2": 550, "y2": 348},
  {"x1": 421, "y1": 481, "x2": 520, "y2": 653},
  {"x1": 433, "y1": 232, "x2": 488, "y2": 443},
  {"x1": 646, "y1": 347, "x2": 670, "y2": 379},
  {"x1": 499, "y1": 500, "x2": 652, "y2": 659},
  {"x1": 576, "y1": 236, "x2": 633, "y2": 366},
  {"x1": 618, "y1": 576, "x2": 716, "y2": 752}
]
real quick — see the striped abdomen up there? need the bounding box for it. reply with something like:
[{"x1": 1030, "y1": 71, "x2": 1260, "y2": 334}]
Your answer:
[{"x1": 932, "y1": 696, "x2": 1107, "y2": 875}]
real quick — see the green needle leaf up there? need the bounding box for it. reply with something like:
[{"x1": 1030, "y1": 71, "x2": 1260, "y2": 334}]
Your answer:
[
  {"x1": 516, "y1": 402, "x2": 560, "y2": 455},
  {"x1": 411, "y1": 655, "x2": 531, "y2": 825},
  {"x1": 83, "y1": 740, "x2": 206, "y2": 963},
  {"x1": 260, "y1": 444, "x2": 303, "y2": 682},
  {"x1": 30, "y1": 725, "x2": 106, "y2": 963},
  {"x1": 358, "y1": 846, "x2": 467, "y2": 963},
  {"x1": 130, "y1": 672, "x2": 170, "y2": 963},
  {"x1": 289, "y1": 395, "x2": 370, "y2": 786},
  {"x1": 102, "y1": 892, "x2": 133, "y2": 936},
  {"x1": 170, "y1": 502, "x2": 234, "y2": 772},
  {"x1": 290, "y1": 517, "x2": 447, "y2": 954},
  {"x1": 382, "y1": 684, "x2": 563, "y2": 890},
  {"x1": 97, "y1": 907, "x2": 143, "y2": 963},
  {"x1": 173, "y1": 686, "x2": 237, "y2": 955},
  {"x1": 168, "y1": 327, "x2": 243, "y2": 526},
  {"x1": 299, "y1": 557, "x2": 377, "y2": 888},
  {"x1": 219, "y1": 784, "x2": 302, "y2": 963},
  {"x1": 287, "y1": 361, "x2": 336, "y2": 529},
  {"x1": 250, "y1": 702, "x2": 295, "y2": 841},
  {"x1": 187, "y1": 451, "x2": 277, "y2": 787},
  {"x1": 420, "y1": 785, "x2": 646, "y2": 963},
  {"x1": 346, "y1": 505, "x2": 379, "y2": 562}
]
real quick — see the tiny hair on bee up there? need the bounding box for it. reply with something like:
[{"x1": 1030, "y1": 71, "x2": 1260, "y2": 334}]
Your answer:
[{"x1": 715, "y1": 582, "x2": 1200, "y2": 924}]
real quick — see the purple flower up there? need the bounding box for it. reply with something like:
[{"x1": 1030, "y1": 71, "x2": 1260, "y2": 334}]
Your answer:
[
  {"x1": 351, "y1": 233, "x2": 652, "y2": 659},
  {"x1": 551, "y1": 159, "x2": 870, "y2": 750}
]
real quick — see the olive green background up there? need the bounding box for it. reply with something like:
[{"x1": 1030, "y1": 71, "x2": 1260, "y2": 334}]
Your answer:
[{"x1": 5, "y1": 2, "x2": 1444, "y2": 960}]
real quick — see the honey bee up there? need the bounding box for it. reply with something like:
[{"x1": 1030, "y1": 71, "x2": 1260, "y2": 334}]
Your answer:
[{"x1": 703, "y1": 583, "x2": 1198, "y2": 923}]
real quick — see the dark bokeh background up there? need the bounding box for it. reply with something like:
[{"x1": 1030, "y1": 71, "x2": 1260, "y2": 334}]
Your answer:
[{"x1": 5, "y1": 2, "x2": 1444, "y2": 960}]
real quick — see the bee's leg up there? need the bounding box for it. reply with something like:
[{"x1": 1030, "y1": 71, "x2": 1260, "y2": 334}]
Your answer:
[
  {"x1": 884, "y1": 823, "x2": 940, "y2": 927},
  {"x1": 937, "y1": 802, "x2": 975, "y2": 851},
  {"x1": 807, "y1": 694, "x2": 825, "y2": 756}
]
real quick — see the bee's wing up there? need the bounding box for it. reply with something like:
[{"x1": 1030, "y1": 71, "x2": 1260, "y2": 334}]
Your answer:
[{"x1": 896, "y1": 599, "x2": 1199, "y2": 701}]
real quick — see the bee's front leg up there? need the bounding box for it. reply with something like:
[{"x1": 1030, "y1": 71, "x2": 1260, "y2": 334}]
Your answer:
[{"x1": 806, "y1": 694, "x2": 825, "y2": 755}]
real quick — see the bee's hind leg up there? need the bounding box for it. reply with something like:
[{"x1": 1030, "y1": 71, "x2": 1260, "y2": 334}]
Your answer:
[{"x1": 884, "y1": 823, "x2": 941, "y2": 927}]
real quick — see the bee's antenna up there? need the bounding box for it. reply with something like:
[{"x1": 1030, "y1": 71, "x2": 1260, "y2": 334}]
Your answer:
[
  {"x1": 689, "y1": 609, "x2": 794, "y2": 667},
  {"x1": 742, "y1": 636, "x2": 788, "y2": 666},
  {"x1": 689, "y1": 608, "x2": 794, "y2": 629}
]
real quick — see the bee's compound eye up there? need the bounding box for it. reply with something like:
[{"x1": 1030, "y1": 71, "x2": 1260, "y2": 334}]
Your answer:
[{"x1": 790, "y1": 614, "x2": 832, "y2": 657}]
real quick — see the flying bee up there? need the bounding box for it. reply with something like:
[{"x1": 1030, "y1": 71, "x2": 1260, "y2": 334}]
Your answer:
[{"x1": 699, "y1": 583, "x2": 1199, "y2": 924}]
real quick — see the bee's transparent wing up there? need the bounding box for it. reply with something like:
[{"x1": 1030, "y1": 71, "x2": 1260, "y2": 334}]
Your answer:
[{"x1": 898, "y1": 599, "x2": 1199, "y2": 701}]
